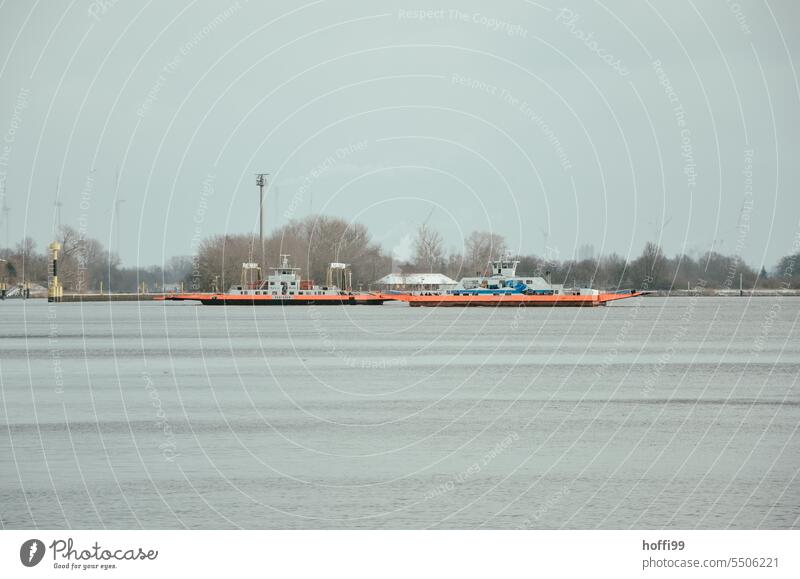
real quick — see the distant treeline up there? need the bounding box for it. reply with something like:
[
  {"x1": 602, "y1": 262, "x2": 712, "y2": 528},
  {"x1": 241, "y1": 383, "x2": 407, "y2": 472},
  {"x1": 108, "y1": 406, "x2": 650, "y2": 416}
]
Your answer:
[
  {"x1": 0, "y1": 227, "x2": 193, "y2": 293},
  {"x1": 1, "y1": 216, "x2": 798, "y2": 292}
]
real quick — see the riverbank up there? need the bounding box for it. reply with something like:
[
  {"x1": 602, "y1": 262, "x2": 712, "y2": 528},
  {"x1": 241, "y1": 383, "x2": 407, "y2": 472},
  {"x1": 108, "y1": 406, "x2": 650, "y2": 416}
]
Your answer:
[
  {"x1": 3, "y1": 290, "x2": 799, "y2": 302},
  {"x1": 0, "y1": 293, "x2": 166, "y2": 302}
]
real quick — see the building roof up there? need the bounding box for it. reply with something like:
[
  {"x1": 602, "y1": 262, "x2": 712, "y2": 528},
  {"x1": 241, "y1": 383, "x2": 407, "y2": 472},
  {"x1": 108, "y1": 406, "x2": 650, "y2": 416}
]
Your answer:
[{"x1": 375, "y1": 273, "x2": 458, "y2": 286}]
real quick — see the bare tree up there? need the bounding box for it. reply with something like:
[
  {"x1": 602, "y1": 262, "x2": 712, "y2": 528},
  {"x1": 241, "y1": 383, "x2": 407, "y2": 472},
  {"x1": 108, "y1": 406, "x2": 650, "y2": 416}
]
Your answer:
[
  {"x1": 774, "y1": 252, "x2": 799, "y2": 288},
  {"x1": 194, "y1": 234, "x2": 253, "y2": 291},
  {"x1": 445, "y1": 251, "x2": 465, "y2": 280},
  {"x1": 13, "y1": 237, "x2": 47, "y2": 284},
  {"x1": 166, "y1": 255, "x2": 194, "y2": 283},
  {"x1": 192, "y1": 215, "x2": 392, "y2": 290},
  {"x1": 413, "y1": 223, "x2": 444, "y2": 273},
  {"x1": 464, "y1": 231, "x2": 507, "y2": 274},
  {"x1": 630, "y1": 241, "x2": 664, "y2": 289}
]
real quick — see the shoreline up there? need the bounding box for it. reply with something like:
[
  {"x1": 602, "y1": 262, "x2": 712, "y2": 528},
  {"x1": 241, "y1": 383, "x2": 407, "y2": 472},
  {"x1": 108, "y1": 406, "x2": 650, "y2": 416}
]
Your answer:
[{"x1": 3, "y1": 290, "x2": 800, "y2": 302}]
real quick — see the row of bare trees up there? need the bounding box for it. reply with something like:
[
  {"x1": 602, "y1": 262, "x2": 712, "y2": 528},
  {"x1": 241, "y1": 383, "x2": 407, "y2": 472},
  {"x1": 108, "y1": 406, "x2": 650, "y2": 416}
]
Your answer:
[
  {"x1": 0, "y1": 227, "x2": 192, "y2": 292},
  {"x1": 409, "y1": 227, "x2": 796, "y2": 291},
  {"x1": 191, "y1": 215, "x2": 390, "y2": 291},
  {"x1": 2, "y1": 216, "x2": 798, "y2": 292},
  {"x1": 412, "y1": 227, "x2": 507, "y2": 277}
]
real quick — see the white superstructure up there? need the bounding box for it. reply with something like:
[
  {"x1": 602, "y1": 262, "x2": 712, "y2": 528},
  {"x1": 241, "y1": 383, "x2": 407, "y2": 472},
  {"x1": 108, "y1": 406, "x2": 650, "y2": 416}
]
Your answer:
[{"x1": 228, "y1": 255, "x2": 350, "y2": 297}]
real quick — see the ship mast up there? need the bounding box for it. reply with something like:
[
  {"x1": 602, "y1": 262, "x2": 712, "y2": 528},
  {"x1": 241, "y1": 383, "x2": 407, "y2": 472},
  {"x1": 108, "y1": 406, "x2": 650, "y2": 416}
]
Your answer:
[{"x1": 255, "y1": 173, "x2": 269, "y2": 274}]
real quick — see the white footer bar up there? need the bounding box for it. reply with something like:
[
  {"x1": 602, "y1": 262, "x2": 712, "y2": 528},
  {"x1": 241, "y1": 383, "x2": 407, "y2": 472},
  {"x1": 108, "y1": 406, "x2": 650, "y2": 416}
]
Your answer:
[{"x1": 2, "y1": 530, "x2": 797, "y2": 578}]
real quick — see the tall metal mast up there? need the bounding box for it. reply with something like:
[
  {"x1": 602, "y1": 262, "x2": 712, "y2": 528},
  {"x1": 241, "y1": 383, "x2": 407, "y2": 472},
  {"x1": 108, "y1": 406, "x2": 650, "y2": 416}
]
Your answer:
[{"x1": 255, "y1": 173, "x2": 269, "y2": 269}]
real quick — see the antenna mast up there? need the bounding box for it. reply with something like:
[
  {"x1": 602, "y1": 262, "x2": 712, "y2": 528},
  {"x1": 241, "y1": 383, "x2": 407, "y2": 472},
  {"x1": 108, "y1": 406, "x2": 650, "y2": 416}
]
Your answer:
[{"x1": 255, "y1": 173, "x2": 269, "y2": 270}]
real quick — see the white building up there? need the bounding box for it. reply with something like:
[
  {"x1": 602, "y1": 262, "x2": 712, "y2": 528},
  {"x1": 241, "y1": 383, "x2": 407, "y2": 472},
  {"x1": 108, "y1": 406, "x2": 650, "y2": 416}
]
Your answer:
[{"x1": 374, "y1": 273, "x2": 458, "y2": 292}]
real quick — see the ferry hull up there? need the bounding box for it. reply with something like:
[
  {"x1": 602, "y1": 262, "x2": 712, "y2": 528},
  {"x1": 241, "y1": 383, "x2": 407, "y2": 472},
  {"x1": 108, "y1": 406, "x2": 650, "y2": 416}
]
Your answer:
[
  {"x1": 157, "y1": 293, "x2": 388, "y2": 305},
  {"x1": 396, "y1": 292, "x2": 647, "y2": 307},
  {"x1": 200, "y1": 296, "x2": 386, "y2": 306}
]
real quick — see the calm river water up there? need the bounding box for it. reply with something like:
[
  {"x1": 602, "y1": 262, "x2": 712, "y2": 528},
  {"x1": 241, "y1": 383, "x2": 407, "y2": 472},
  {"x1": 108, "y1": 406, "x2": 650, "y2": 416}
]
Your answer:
[{"x1": 1, "y1": 297, "x2": 798, "y2": 529}]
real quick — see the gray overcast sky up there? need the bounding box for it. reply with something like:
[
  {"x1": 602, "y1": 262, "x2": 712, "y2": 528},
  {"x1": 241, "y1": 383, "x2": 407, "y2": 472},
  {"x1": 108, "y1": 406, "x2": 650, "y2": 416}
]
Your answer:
[{"x1": 1, "y1": 0, "x2": 798, "y2": 268}]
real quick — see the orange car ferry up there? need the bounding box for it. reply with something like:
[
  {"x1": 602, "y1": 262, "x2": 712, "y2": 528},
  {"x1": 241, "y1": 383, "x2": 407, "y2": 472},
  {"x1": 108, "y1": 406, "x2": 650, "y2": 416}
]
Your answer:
[
  {"x1": 387, "y1": 256, "x2": 647, "y2": 307},
  {"x1": 159, "y1": 255, "x2": 387, "y2": 306}
]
